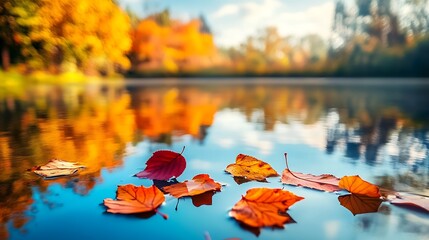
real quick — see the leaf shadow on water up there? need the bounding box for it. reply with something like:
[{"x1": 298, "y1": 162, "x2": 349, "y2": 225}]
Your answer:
[
  {"x1": 338, "y1": 194, "x2": 383, "y2": 215},
  {"x1": 232, "y1": 176, "x2": 268, "y2": 185},
  {"x1": 228, "y1": 212, "x2": 297, "y2": 237}
]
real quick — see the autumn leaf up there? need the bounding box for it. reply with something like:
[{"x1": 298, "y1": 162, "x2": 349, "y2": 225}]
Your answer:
[
  {"x1": 339, "y1": 175, "x2": 381, "y2": 198},
  {"x1": 281, "y1": 153, "x2": 341, "y2": 192},
  {"x1": 389, "y1": 193, "x2": 429, "y2": 212},
  {"x1": 338, "y1": 194, "x2": 382, "y2": 215},
  {"x1": 163, "y1": 174, "x2": 221, "y2": 198},
  {"x1": 103, "y1": 185, "x2": 167, "y2": 219},
  {"x1": 225, "y1": 154, "x2": 279, "y2": 182},
  {"x1": 30, "y1": 159, "x2": 85, "y2": 178},
  {"x1": 230, "y1": 188, "x2": 303, "y2": 228},
  {"x1": 135, "y1": 147, "x2": 186, "y2": 180}
]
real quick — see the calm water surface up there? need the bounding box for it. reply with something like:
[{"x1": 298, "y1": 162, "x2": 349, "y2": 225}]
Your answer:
[{"x1": 1, "y1": 79, "x2": 428, "y2": 240}]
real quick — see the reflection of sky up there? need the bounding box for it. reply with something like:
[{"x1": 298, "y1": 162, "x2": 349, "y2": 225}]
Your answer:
[
  {"x1": 119, "y1": 0, "x2": 334, "y2": 46},
  {"x1": 8, "y1": 102, "x2": 429, "y2": 239}
]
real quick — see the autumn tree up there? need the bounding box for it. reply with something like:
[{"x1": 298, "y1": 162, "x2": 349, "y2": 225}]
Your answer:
[
  {"x1": 130, "y1": 11, "x2": 216, "y2": 74},
  {"x1": 0, "y1": 0, "x2": 40, "y2": 70},
  {"x1": 29, "y1": 0, "x2": 131, "y2": 74}
]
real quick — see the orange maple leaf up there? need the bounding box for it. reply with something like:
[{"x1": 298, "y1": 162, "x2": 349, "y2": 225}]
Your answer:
[
  {"x1": 225, "y1": 154, "x2": 279, "y2": 182},
  {"x1": 163, "y1": 174, "x2": 221, "y2": 198},
  {"x1": 104, "y1": 185, "x2": 167, "y2": 219},
  {"x1": 339, "y1": 175, "x2": 381, "y2": 198},
  {"x1": 230, "y1": 188, "x2": 304, "y2": 228}
]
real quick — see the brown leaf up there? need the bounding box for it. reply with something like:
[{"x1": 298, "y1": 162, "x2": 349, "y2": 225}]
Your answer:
[
  {"x1": 281, "y1": 153, "x2": 341, "y2": 192},
  {"x1": 225, "y1": 154, "x2": 279, "y2": 182},
  {"x1": 338, "y1": 194, "x2": 382, "y2": 215},
  {"x1": 339, "y1": 175, "x2": 381, "y2": 198},
  {"x1": 230, "y1": 188, "x2": 303, "y2": 228},
  {"x1": 103, "y1": 185, "x2": 167, "y2": 219},
  {"x1": 390, "y1": 193, "x2": 429, "y2": 212},
  {"x1": 31, "y1": 159, "x2": 85, "y2": 178},
  {"x1": 163, "y1": 174, "x2": 221, "y2": 198}
]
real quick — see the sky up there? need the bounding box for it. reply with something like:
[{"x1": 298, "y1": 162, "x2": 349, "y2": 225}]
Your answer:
[{"x1": 119, "y1": 0, "x2": 335, "y2": 47}]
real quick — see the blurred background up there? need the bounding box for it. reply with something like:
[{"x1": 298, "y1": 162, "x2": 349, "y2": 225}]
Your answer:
[{"x1": 1, "y1": 0, "x2": 429, "y2": 78}]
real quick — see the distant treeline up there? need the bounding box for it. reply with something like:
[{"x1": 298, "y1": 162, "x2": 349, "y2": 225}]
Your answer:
[{"x1": 1, "y1": 0, "x2": 429, "y2": 78}]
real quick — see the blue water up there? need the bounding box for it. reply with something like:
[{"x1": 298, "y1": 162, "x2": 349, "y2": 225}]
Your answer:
[{"x1": 1, "y1": 79, "x2": 428, "y2": 240}]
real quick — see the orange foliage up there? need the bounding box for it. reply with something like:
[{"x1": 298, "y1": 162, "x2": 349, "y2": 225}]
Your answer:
[
  {"x1": 225, "y1": 154, "x2": 279, "y2": 182},
  {"x1": 230, "y1": 188, "x2": 303, "y2": 228},
  {"x1": 339, "y1": 175, "x2": 381, "y2": 198},
  {"x1": 104, "y1": 185, "x2": 166, "y2": 217},
  {"x1": 131, "y1": 18, "x2": 216, "y2": 72},
  {"x1": 163, "y1": 174, "x2": 221, "y2": 198}
]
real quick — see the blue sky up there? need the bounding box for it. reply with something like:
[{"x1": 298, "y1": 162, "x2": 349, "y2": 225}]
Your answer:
[{"x1": 119, "y1": 0, "x2": 335, "y2": 47}]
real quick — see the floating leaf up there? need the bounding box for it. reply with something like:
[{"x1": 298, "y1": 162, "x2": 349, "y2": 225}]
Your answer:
[
  {"x1": 30, "y1": 159, "x2": 85, "y2": 178},
  {"x1": 163, "y1": 174, "x2": 221, "y2": 198},
  {"x1": 103, "y1": 185, "x2": 167, "y2": 219},
  {"x1": 135, "y1": 147, "x2": 186, "y2": 180},
  {"x1": 338, "y1": 194, "x2": 382, "y2": 215},
  {"x1": 339, "y1": 175, "x2": 381, "y2": 198},
  {"x1": 281, "y1": 153, "x2": 341, "y2": 192},
  {"x1": 225, "y1": 154, "x2": 278, "y2": 182},
  {"x1": 230, "y1": 188, "x2": 303, "y2": 228},
  {"x1": 390, "y1": 193, "x2": 429, "y2": 212}
]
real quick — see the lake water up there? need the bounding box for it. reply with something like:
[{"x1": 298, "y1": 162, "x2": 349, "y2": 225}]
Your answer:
[{"x1": 1, "y1": 78, "x2": 428, "y2": 240}]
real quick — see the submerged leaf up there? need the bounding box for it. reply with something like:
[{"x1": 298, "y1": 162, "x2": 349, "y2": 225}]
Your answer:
[
  {"x1": 163, "y1": 174, "x2": 221, "y2": 198},
  {"x1": 339, "y1": 175, "x2": 381, "y2": 198},
  {"x1": 103, "y1": 185, "x2": 167, "y2": 218},
  {"x1": 390, "y1": 193, "x2": 429, "y2": 212},
  {"x1": 31, "y1": 159, "x2": 85, "y2": 178},
  {"x1": 281, "y1": 153, "x2": 341, "y2": 192},
  {"x1": 225, "y1": 154, "x2": 279, "y2": 182},
  {"x1": 230, "y1": 188, "x2": 303, "y2": 228},
  {"x1": 338, "y1": 194, "x2": 382, "y2": 215},
  {"x1": 135, "y1": 147, "x2": 186, "y2": 180}
]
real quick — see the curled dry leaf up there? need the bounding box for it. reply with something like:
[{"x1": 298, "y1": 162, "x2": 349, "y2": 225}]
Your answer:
[
  {"x1": 338, "y1": 194, "x2": 382, "y2": 215},
  {"x1": 225, "y1": 154, "x2": 279, "y2": 182},
  {"x1": 230, "y1": 188, "x2": 303, "y2": 228},
  {"x1": 339, "y1": 175, "x2": 381, "y2": 198},
  {"x1": 103, "y1": 185, "x2": 167, "y2": 219},
  {"x1": 390, "y1": 193, "x2": 429, "y2": 212},
  {"x1": 135, "y1": 147, "x2": 186, "y2": 180},
  {"x1": 30, "y1": 159, "x2": 85, "y2": 178},
  {"x1": 281, "y1": 153, "x2": 341, "y2": 192},
  {"x1": 163, "y1": 174, "x2": 221, "y2": 198}
]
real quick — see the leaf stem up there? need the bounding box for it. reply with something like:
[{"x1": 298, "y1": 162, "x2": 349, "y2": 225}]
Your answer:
[
  {"x1": 155, "y1": 209, "x2": 168, "y2": 219},
  {"x1": 284, "y1": 153, "x2": 338, "y2": 186}
]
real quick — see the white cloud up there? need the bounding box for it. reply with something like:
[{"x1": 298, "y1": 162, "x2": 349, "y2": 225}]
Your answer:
[
  {"x1": 210, "y1": 0, "x2": 335, "y2": 47},
  {"x1": 213, "y1": 4, "x2": 240, "y2": 18}
]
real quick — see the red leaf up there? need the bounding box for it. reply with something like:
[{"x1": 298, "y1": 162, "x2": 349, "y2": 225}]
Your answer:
[
  {"x1": 390, "y1": 193, "x2": 429, "y2": 212},
  {"x1": 135, "y1": 147, "x2": 186, "y2": 180},
  {"x1": 281, "y1": 153, "x2": 341, "y2": 192}
]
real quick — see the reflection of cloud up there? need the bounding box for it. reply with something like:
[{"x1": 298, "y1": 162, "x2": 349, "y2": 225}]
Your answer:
[
  {"x1": 217, "y1": 138, "x2": 235, "y2": 148},
  {"x1": 243, "y1": 132, "x2": 273, "y2": 155},
  {"x1": 275, "y1": 121, "x2": 326, "y2": 150},
  {"x1": 324, "y1": 220, "x2": 340, "y2": 239},
  {"x1": 189, "y1": 159, "x2": 212, "y2": 170}
]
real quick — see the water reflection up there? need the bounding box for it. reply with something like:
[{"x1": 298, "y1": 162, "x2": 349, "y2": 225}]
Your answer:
[{"x1": 0, "y1": 81, "x2": 428, "y2": 239}]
